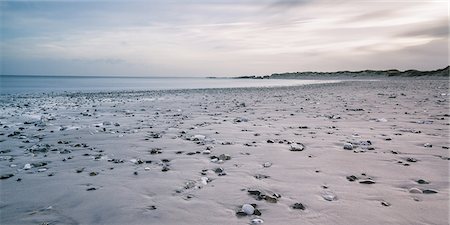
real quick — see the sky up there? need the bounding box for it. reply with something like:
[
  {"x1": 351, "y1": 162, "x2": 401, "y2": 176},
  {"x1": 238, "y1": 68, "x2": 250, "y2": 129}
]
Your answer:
[{"x1": 0, "y1": 0, "x2": 448, "y2": 77}]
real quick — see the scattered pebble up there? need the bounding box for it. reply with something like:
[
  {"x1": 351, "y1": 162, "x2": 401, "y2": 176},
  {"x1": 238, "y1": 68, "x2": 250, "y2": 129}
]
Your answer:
[{"x1": 343, "y1": 143, "x2": 353, "y2": 150}]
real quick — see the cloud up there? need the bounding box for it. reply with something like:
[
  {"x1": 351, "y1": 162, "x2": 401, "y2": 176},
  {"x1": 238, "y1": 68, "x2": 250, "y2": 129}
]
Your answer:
[{"x1": 0, "y1": 0, "x2": 448, "y2": 76}]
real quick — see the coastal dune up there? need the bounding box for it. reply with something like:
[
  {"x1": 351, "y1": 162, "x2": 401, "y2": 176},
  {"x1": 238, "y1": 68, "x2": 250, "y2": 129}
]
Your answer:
[{"x1": 0, "y1": 79, "x2": 448, "y2": 225}]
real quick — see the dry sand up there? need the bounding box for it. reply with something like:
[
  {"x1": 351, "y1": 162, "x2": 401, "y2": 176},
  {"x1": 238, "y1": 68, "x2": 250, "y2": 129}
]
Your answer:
[{"x1": 0, "y1": 79, "x2": 449, "y2": 225}]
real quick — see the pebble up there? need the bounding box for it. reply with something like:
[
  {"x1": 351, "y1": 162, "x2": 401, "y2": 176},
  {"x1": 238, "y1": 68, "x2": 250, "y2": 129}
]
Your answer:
[
  {"x1": 416, "y1": 179, "x2": 429, "y2": 184},
  {"x1": 89, "y1": 172, "x2": 99, "y2": 176},
  {"x1": 322, "y1": 192, "x2": 337, "y2": 201},
  {"x1": 0, "y1": 174, "x2": 14, "y2": 180},
  {"x1": 409, "y1": 187, "x2": 423, "y2": 194},
  {"x1": 289, "y1": 143, "x2": 305, "y2": 151},
  {"x1": 291, "y1": 203, "x2": 305, "y2": 210},
  {"x1": 424, "y1": 143, "x2": 432, "y2": 148},
  {"x1": 381, "y1": 201, "x2": 391, "y2": 207},
  {"x1": 250, "y1": 218, "x2": 264, "y2": 224},
  {"x1": 23, "y1": 164, "x2": 32, "y2": 170},
  {"x1": 346, "y1": 175, "x2": 358, "y2": 182},
  {"x1": 359, "y1": 180, "x2": 376, "y2": 184},
  {"x1": 422, "y1": 189, "x2": 438, "y2": 194},
  {"x1": 241, "y1": 204, "x2": 255, "y2": 215},
  {"x1": 343, "y1": 143, "x2": 353, "y2": 150},
  {"x1": 263, "y1": 162, "x2": 272, "y2": 168}
]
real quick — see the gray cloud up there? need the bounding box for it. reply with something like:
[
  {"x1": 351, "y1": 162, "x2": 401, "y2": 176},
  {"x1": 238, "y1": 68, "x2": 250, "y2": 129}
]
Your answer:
[{"x1": 400, "y1": 19, "x2": 448, "y2": 38}]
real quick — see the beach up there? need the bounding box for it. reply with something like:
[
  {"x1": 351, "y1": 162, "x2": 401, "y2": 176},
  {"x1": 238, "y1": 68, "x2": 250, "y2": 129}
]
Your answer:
[{"x1": 0, "y1": 79, "x2": 448, "y2": 225}]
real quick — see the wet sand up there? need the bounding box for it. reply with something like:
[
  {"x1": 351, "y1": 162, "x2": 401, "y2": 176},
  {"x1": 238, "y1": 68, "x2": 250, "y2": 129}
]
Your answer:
[{"x1": 0, "y1": 79, "x2": 449, "y2": 225}]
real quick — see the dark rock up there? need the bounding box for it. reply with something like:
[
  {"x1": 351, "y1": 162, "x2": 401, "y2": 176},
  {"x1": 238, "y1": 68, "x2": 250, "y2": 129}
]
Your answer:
[
  {"x1": 0, "y1": 174, "x2": 14, "y2": 180},
  {"x1": 359, "y1": 180, "x2": 376, "y2": 184},
  {"x1": 416, "y1": 179, "x2": 429, "y2": 184},
  {"x1": 422, "y1": 189, "x2": 438, "y2": 194},
  {"x1": 381, "y1": 201, "x2": 391, "y2": 207},
  {"x1": 264, "y1": 195, "x2": 278, "y2": 203},
  {"x1": 346, "y1": 175, "x2": 358, "y2": 182},
  {"x1": 89, "y1": 172, "x2": 99, "y2": 176},
  {"x1": 291, "y1": 203, "x2": 305, "y2": 210}
]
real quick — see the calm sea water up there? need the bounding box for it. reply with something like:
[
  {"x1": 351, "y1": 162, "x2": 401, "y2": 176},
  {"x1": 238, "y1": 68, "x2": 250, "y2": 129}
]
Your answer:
[{"x1": 0, "y1": 75, "x2": 337, "y2": 94}]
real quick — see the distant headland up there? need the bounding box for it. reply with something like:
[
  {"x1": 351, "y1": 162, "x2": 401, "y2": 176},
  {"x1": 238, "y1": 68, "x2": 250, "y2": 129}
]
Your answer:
[{"x1": 234, "y1": 66, "x2": 449, "y2": 79}]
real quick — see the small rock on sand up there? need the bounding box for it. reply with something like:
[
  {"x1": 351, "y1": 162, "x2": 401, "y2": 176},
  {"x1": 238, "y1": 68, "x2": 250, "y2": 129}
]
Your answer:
[
  {"x1": 422, "y1": 189, "x2": 438, "y2": 194},
  {"x1": 343, "y1": 143, "x2": 353, "y2": 150},
  {"x1": 289, "y1": 143, "x2": 305, "y2": 151},
  {"x1": 409, "y1": 188, "x2": 423, "y2": 194},
  {"x1": 291, "y1": 203, "x2": 305, "y2": 210},
  {"x1": 241, "y1": 204, "x2": 255, "y2": 215},
  {"x1": 322, "y1": 192, "x2": 337, "y2": 201},
  {"x1": 250, "y1": 218, "x2": 264, "y2": 224},
  {"x1": 0, "y1": 174, "x2": 14, "y2": 180}
]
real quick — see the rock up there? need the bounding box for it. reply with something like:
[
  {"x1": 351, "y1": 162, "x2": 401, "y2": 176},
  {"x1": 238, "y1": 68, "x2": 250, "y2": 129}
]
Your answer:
[
  {"x1": 23, "y1": 164, "x2": 32, "y2": 170},
  {"x1": 202, "y1": 150, "x2": 211, "y2": 155},
  {"x1": 31, "y1": 162, "x2": 47, "y2": 167},
  {"x1": 150, "y1": 148, "x2": 162, "y2": 154},
  {"x1": 218, "y1": 154, "x2": 231, "y2": 160},
  {"x1": 250, "y1": 218, "x2": 264, "y2": 224},
  {"x1": 267, "y1": 140, "x2": 274, "y2": 143},
  {"x1": 424, "y1": 143, "x2": 432, "y2": 148},
  {"x1": 346, "y1": 175, "x2": 358, "y2": 182},
  {"x1": 264, "y1": 195, "x2": 278, "y2": 203},
  {"x1": 102, "y1": 121, "x2": 112, "y2": 126},
  {"x1": 381, "y1": 201, "x2": 391, "y2": 207},
  {"x1": 289, "y1": 143, "x2": 305, "y2": 151},
  {"x1": 322, "y1": 192, "x2": 337, "y2": 201},
  {"x1": 406, "y1": 157, "x2": 417, "y2": 163},
  {"x1": 89, "y1": 172, "x2": 99, "y2": 176},
  {"x1": 0, "y1": 174, "x2": 14, "y2": 180},
  {"x1": 263, "y1": 162, "x2": 272, "y2": 168},
  {"x1": 144, "y1": 167, "x2": 150, "y2": 171},
  {"x1": 416, "y1": 179, "x2": 429, "y2": 184},
  {"x1": 233, "y1": 117, "x2": 248, "y2": 123},
  {"x1": 254, "y1": 174, "x2": 270, "y2": 179},
  {"x1": 146, "y1": 205, "x2": 157, "y2": 210},
  {"x1": 192, "y1": 135, "x2": 206, "y2": 141},
  {"x1": 200, "y1": 177, "x2": 210, "y2": 185},
  {"x1": 241, "y1": 204, "x2": 255, "y2": 215},
  {"x1": 37, "y1": 168, "x2": 47, "y2": 172},
  {"x1": 291, "y1": 203, "x2": 305, "y2": 210},
  {"x1": 359, "y1": 180, "x2": 376, "y2": 184},
  {"x1": 422, "y1": 189, "x2": 438, "y2": 194},
  {"x1": 343, "y1": 143, "x2": 353, "y2": 150},
  {"x1": 409, "y1": 187, "x2": 423, "y2": 194},
  {"x1": 253, "y1": 208, "x2": 262, "y2": 216},
  {"x1": 86, "y1": 187, "x2": 97, "y2": 191},
  {"x1": 248, "y1": 190, "x2": 261, "y2": 196}
]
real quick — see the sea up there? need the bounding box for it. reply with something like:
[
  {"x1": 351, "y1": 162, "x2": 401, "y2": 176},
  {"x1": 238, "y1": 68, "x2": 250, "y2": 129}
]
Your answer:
[{"x1": 0, "y1": 75, "x2": 338, "y2": 94}]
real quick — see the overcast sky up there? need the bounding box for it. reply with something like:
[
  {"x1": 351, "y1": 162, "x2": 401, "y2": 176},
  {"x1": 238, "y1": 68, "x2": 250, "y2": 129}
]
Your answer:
[{"x1": 1, "y1": 0, "x2": 448, "y2": 76}]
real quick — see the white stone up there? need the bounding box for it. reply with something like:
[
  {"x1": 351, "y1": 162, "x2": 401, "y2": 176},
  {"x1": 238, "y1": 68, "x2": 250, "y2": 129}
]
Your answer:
[
  {"x1": 200, "y1": 177, "x2": 209, "y2": 185},
  {"x1": 241, "y1": 204, "x2": 255, "y2": 215},
  {"x1": 251, "y1": 218, "x2": 264, "y2": 224},
  {"x1": 23, "y1": 164, "x2": 32, "y2": 170},
  {"x1": 322, "y1": 192, "x2": 337, "y2": 201},
  {"x1": 409, "y1": 187, "x2": 423, "y2": 194},
  {"x1": 290, "y1": 143, "x2": 305, "y2": 151}
]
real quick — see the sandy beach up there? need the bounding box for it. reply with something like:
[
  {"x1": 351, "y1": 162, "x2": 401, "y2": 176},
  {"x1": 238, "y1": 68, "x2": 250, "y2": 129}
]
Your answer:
[{"x1": 0, "y1": 79, "x2": 448, "y2": 225}]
